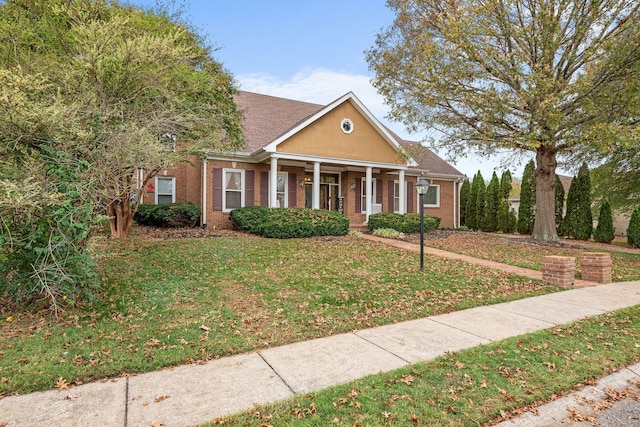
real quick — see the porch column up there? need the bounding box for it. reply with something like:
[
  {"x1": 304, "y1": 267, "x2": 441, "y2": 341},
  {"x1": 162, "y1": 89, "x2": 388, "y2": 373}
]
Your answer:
[
  {"x1": 365, "y1": 166, "x2": 373, "y2": 222},
  {"x1": 201, "y1": 157, "x2": 207, "y2": 226},
  {"x1": 399, "y1": 169, "x2": 406, "y2": 214},
  {"x1": 313, "y1": 161, "x2": 320, "y2": 209},
  {"x1": 270, "y1": 156, "x2": 278, "y2": 208}
]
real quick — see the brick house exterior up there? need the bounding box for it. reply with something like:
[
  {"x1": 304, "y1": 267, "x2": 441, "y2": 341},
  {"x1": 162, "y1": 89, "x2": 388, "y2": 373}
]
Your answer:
[{"x1": 145, "y1": 91, "x2": 466, "y2": 229}]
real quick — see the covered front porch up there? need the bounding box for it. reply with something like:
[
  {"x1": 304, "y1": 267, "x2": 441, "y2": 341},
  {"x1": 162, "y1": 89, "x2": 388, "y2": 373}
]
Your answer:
[{"x1": 265, "y1": 153, "x2": 412, "y2": 225}]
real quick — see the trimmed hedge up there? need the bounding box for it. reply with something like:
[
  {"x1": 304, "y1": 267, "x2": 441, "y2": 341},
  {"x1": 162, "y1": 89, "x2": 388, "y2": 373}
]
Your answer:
[
  {"x1": 229, "y1": 207, "x2": 349, "y2": 238},
  {"x1": 134, "y1": 202, "x2": 201, "y2": 228},
  {"x1": 367, "y1": 212, "x2": 441, "y2": 233}
]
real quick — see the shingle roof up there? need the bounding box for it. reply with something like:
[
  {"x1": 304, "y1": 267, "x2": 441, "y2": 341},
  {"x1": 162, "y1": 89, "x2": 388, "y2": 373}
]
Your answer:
[
  {"x1": 234, "y1": 91, "x2": 324, "y2": 152},
  {"x1": 234, "y1": 90, "x2": 465, "y2": 178}
]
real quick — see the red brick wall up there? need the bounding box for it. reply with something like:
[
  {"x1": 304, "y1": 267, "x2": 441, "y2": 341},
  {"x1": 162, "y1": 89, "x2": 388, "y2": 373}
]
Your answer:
[{"x1": 146, "y1": 160, "x2": 460, "y2": 230}]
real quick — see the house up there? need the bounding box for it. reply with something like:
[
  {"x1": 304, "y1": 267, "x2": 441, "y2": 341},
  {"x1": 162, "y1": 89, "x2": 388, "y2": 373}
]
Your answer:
[{"x1": 147, "y1": 91, "x2": 466, "y2": 229}]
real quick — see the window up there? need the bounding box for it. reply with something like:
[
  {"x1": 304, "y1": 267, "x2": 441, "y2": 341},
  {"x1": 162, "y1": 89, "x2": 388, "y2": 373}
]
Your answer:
[
  {"x1": 418, "y1": 184, "x2": 440, "y2": 208},
  {"x1": 341, "y1": 118, "x2": 354, "y2": 134},
  {"x1": 276, "y1": 172, "x2": 287, "y2": 208},
  {"x1": 156, "y1": 177, "x2": 175, "y2": 204},
  {"x1": 360, "y1": 178, "x2": 377, "y2": 213},
  {"x1": 223, "y1": 169, "x2": 244, "y2": 211}
]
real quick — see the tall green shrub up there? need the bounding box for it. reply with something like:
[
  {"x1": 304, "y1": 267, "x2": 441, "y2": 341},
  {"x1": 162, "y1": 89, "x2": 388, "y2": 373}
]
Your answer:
[
  {"x1": 497, "y1": 199, "x2": 517, "y2": 233},
  {"x1": 475, "y1": 172, "x2": 486, "y2": 231},
  {"x1": 483, "y1": 172, "x2": 500, "y2": 232},
  {"x1": 517, "y1": 160, "x2": 536, "y2": 235},
  {"x1": 555, "y1": 174, "x2": 565, "y2": 235},
  {"x1": 563, "y1": 163, "x2": 593, "y2": 240},
  {"x1": 594, "y1": 200, "x2": 615, "y2": 243},
  {"x1": 465, "y1": 172, "x2": 480, "y2": 230},
  {"x1": 498, "y1": 170, "x2": 515, "y2": 233},
  {"x1": 499, "y1": 170, "x2": 512, "y2": 200},
  {"x1": 459, "y1": 179, "x2": 470, "y2": 227},
  {"x1": 627, "y1": 206, "x2": 640, "y2": 248}
]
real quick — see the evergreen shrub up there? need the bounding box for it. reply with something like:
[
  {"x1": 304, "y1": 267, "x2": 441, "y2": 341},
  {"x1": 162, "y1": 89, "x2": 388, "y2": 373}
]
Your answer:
[
  {"x1": 134, "y1": 202, "x2": 201, "y2": 228},
  {"x1": 594, "y1": 201, "x2": 615, "y2": 243},
  {"x1": 627, "y1": 206, "x2": 640, "y2": 248},
  {"x1": 229, "y1": 207, "x2": 349, "y2": 238},
  {"x1": 367, "y1": 212, "x2": 440, "y2": 233}
]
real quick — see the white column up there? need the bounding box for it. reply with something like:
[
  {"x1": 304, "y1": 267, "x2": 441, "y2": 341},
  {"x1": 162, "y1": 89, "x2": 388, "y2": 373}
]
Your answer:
[
  {"x1": 270, "y1": 156, "x2": 278, "y2": 208},
  {"x1": 313, "y1": 161, "x2": 320, "y2": 209},
  {"x1": 365, "y1": 166, "x2": 373, "y2": 222},
  {"x1": 202, "y1": 157, "x2": 207, "y2": 226},
  {"x1": 452, "y1": 180, "x2": 457, "y2": 228},
  {"x1": 399, "y1": 169, "x2": 406, "y2": 214}
]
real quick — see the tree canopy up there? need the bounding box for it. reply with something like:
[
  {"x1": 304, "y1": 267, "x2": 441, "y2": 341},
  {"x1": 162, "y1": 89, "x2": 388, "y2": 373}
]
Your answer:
[
  {"x1": 367, "y1": 0, "x2": 640, "y2": 241},
  {"x1": 0, "y1": 0, "x2": 243, "y2": 310}
]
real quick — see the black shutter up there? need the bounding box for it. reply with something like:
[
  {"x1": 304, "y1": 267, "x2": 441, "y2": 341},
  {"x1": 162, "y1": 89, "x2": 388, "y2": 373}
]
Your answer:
[
  {"x1": 245, "y1": 170, "x2": 254, "y2": 206},
  {"x1": 288, "y1": 173, "x2": 297, "y2": 207},
  {"x1": 406, "y1": 181, "x2": 414, "y2": 213},
  {"x1": 260, "y1": 172, "x2": 269, "y2": 206},
  {"x1": 388, "y1": 180, "x2": 394, "y2": 213},
  {"x1": 355, "y1": 178, "x2": 361, "y2": 213},
  {"x1": 213, "y1": 168, "x2": 222, "y2": 211}
]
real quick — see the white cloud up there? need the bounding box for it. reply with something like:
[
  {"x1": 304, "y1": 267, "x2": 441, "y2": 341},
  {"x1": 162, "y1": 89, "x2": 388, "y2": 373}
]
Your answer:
[{"x1": 236, "y1": 67, "x2": 401, "y2": 132}]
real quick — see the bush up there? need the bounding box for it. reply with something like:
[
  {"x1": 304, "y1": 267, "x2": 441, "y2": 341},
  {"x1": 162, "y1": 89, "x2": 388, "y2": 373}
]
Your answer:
[
  {"x1": 627, "y1": 206, "x2": 640, "y2": 248},
  {"x1": 228, "y1": 205, "x2": 271, "y2": 234},
  {"x1": 367, "y1": 212, "x2": 440, "y2": 233},
  {"x1": 134, "y1": 202, "x2": 201, "y2": 228},
  {"x1": 594, "y1": 201, "x2": 615, "y2": 243},
  {"x1": 229, "y1": 207, "x2": 349, "y2": 238}
]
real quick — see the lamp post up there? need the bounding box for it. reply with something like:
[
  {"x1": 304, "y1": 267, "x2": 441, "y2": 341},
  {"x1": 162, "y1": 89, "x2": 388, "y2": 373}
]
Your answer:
[{"x1": 415, "y1": 177, "x2": 430, "y2": 271}]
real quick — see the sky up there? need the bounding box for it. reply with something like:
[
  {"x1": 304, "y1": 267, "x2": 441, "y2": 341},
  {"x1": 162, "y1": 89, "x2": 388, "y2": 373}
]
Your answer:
[{"x1": 127, "y1": 0, "x2": 539, "y2": 180}]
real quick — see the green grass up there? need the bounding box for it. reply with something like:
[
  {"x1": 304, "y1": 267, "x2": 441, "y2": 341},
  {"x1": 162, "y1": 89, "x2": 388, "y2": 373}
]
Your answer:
[
  {"x1": 206, "y1": 306, "x2": 640, "y2": 426},
  {"x1": 0, "y1": 235, "x2": 558, "y2": 396}
]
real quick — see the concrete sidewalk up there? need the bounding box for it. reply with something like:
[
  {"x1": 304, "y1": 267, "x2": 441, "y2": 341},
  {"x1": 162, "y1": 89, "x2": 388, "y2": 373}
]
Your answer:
[{"x1": 1, "y1": 280, "x2": 640, "y2": 427}]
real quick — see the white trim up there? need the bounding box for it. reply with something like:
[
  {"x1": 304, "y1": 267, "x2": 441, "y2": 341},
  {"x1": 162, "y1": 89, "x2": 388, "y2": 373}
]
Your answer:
[
  {"x1": 276, "y1": 171, "x2": 288, "y2": 208},
  {"x1": 419, "y1": 184, "x2": 440, "y2": 208},
  {"x1": 398, "y1": 170, "x2": 406, "y2": 214},
  {"x1": 341, "y1": 118, "x2": 354, "y2": 134},
  {"x1": 202, "y1": 158, "x2": 207, "y2": 226},
  {"x1": 269, "y1": 157, "x2": 278, "y2": 208},
  {"x1": 360, "y1": 176, "x2": 379, "y2": 214},
  {"x1": 222, "y1": 168, "x2": 244, "y2": 212},
  {"x1": 313, "y1": 162, "x2": 320, "y2": 209},
  {"x1": 155, "y1": 176, "x2": 175, "y2": 204}
]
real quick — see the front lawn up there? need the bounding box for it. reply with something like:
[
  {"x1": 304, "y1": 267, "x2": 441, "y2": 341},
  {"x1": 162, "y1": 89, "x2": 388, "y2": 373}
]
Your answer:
[
  {"x1": 408, "y1": 231, "x2": 640, "y2": 281},
  {"x1": 0, "y1": 232, "x2": 557, "y2": 396}
]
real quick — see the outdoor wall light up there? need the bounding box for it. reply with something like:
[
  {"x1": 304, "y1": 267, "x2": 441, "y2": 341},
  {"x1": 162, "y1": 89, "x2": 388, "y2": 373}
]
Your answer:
[
  {"x1": 299, "y1": 180, "x2": 305, "y2": 188},
  {"x1": 415, "y1": 177, "x2": 430, "y2": 271}
]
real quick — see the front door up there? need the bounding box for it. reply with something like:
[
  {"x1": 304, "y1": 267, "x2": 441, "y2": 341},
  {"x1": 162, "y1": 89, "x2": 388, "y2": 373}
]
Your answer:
[{"x1": 304, "y1": 173, "x2": 340, "y2": 211}]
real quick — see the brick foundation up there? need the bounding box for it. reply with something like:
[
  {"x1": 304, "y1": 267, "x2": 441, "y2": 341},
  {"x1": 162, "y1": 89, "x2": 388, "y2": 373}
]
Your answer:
[
  {"x1": 542, "y1": 256, "x2": 576, "y2": 287},
  {"x1": 580, "y1": 252, "x2": 612, "y2": 283}
]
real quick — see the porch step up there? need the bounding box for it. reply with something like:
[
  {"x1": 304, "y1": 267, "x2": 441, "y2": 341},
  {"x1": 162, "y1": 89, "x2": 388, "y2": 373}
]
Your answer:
[{"x1": 349, "y1": 224, "x2": 369, "y2": 233}]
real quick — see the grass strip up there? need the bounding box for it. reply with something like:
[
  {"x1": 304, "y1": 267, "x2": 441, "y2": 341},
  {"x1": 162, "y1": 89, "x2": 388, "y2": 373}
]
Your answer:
[{"x1": 208, "y1": 305, "x2": 640, "y2": 426}]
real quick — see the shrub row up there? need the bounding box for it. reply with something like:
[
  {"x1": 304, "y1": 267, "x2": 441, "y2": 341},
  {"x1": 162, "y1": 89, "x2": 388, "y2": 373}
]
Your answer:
[
  {"x1": 230, "y1": 206, "x2": 350, "y2": 238},
  {"x1": 367, "y1": 212, "x2": 441, "y2": 233},
  {"x1": 134, "y1": 202, "x2": 201, "y2": 228}
]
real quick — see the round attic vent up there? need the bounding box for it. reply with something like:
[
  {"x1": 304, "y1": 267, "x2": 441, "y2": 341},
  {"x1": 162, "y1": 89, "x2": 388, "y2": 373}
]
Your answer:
[{"x1": 341, "y1": 118, "x2": 354, "y2": 134}]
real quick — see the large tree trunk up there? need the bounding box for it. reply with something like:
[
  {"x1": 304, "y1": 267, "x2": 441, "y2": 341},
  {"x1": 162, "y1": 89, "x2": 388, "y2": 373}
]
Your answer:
[
  {"x1": 108, "y1": 196, "x2": 134, "y2": 239},
  {"x1": 533, "y1": 147, "x2": 559, "y2": 242}
]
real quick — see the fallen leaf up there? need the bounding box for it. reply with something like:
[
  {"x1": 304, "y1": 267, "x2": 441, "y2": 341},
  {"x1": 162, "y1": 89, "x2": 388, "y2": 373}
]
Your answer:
[
  {"x1": 200, "y1": 325, "x2": 210, "y2": 331},
  {"x1": 154, "y1": 395, "x2": 170, "y2": 403},
  {"x1": 400, "y1": 375, "x2": 414, "y2": 385},
  {"x1": 56, "y1": 378, "x2": 70, "y2": 390},
  {"x1": 454, "y1": 360, "x2": 465, "y2": 369}
]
